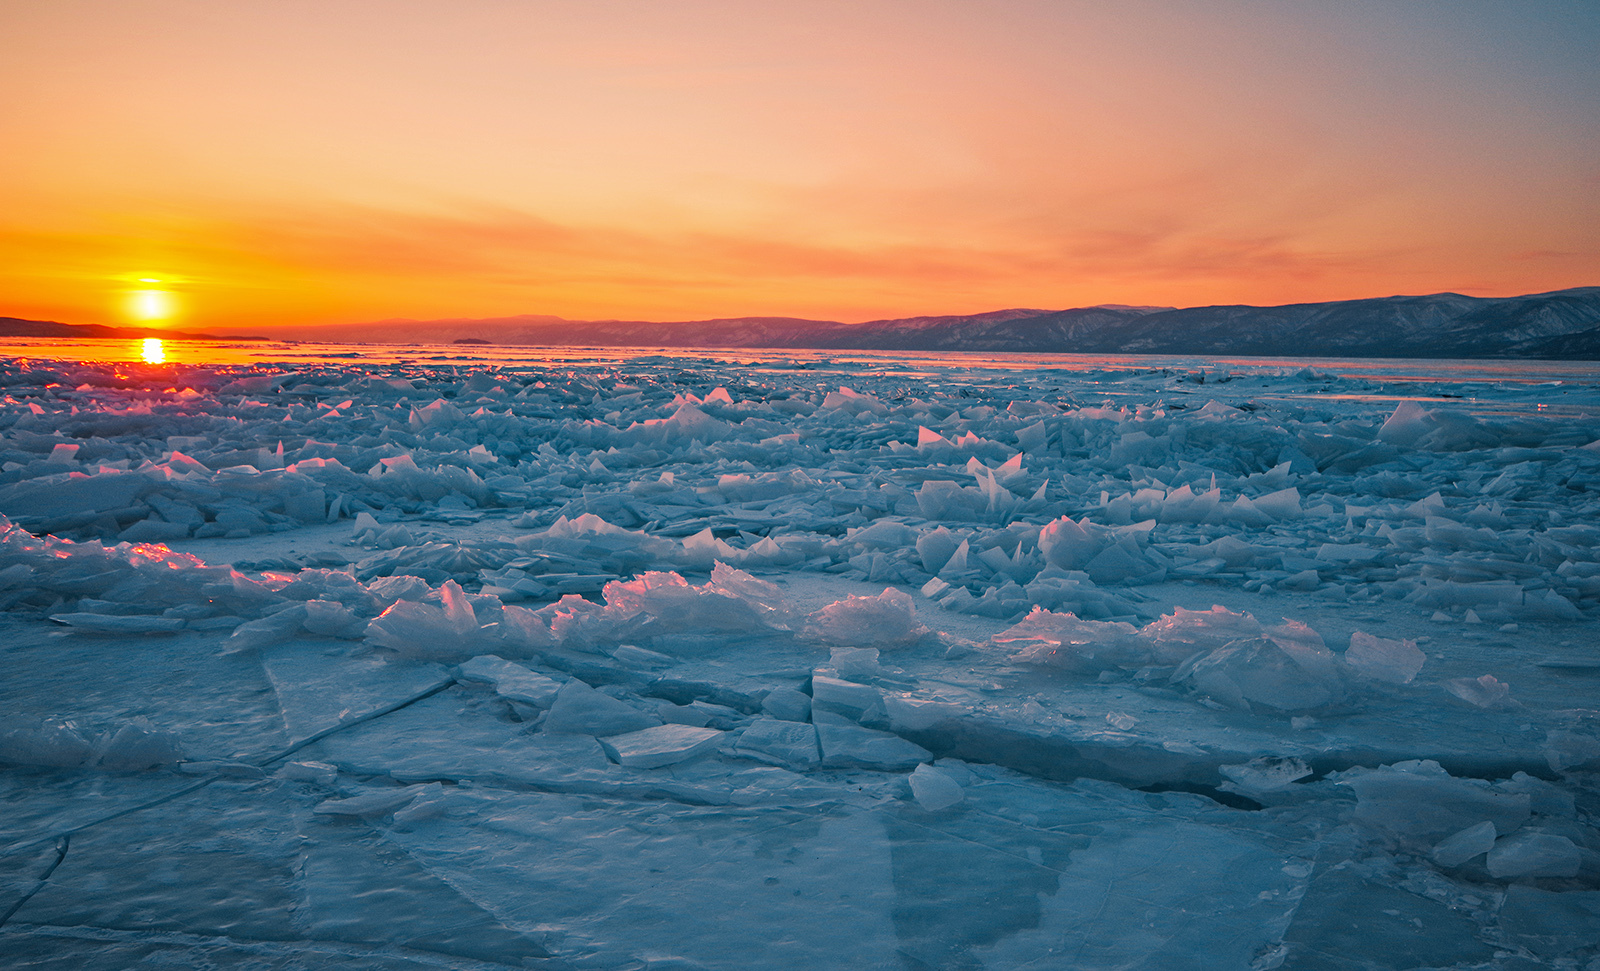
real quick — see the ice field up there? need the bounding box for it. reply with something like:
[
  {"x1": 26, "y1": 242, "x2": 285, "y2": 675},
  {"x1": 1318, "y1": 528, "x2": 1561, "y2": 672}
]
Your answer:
[{"x1": 1, "y1": 341, "x2": 1599, "y2": 969}]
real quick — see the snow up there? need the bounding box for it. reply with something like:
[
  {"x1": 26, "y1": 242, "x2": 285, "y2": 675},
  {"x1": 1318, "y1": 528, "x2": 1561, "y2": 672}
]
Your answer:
[{"x1": 2, "y1": 345, "x2": 1600, "y2": 967}]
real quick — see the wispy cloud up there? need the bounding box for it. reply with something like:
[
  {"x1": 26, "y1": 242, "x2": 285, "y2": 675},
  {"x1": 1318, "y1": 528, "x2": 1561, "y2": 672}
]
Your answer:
[{"x1": 1, "y1": 192, "x2": 1585, "y2": 332}]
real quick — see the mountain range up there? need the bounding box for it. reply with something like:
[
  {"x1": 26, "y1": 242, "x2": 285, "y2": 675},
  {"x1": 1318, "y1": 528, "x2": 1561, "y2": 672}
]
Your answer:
[
  {"x1": 342, "y1": 287, "x2": 1600, "y2": 359},
  {"x1": 0, "y1": 319, "x2": 261, "y2": 342},
  {"x1": 5, "y1": 287, "x2": 1599, "y2": 358}
]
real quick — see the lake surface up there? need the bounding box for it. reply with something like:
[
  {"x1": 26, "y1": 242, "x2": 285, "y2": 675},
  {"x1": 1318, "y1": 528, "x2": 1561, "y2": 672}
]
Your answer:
[
  {"x1": 7, "y1": 336, "x2": 1599, "y2": 418},
  {"x1": 8, "y1": 336, "x2": 1600, "y2": 380}
]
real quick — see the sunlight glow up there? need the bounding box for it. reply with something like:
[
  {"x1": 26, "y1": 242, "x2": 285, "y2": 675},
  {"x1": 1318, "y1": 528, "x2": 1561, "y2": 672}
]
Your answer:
[
  {"x1": 126, "y1": 288, "x2": 175, "y2": 323},
  {"x1": 141, "y1": 337, "x2": 166, "y2": 363},
  {"x1": 0, "y1": 5, "x2": 1593, "y2": 328}
]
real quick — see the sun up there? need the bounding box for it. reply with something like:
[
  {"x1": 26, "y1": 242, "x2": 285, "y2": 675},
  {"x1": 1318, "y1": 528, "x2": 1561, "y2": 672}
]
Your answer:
[
  {"x1": 127, "y1": 289, "x2": 174, "y2": 323},
  {"x1": 122, "y1": 276, "x2": 179, "y2": 325}
]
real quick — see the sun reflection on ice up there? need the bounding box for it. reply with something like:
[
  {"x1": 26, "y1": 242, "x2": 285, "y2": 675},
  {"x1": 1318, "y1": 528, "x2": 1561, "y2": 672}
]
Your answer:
[{"x1": 141, "y1": 338, "x2": 166, "y2": 364}]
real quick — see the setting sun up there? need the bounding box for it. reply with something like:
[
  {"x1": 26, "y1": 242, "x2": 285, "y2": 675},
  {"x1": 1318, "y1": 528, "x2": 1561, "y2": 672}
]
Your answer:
[{"x1": 126, "y1": 288, "x2": 174, "y2": 323}]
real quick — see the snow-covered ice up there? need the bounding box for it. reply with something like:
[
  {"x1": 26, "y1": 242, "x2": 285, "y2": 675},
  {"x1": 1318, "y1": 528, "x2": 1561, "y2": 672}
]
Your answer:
[{"x1": 2, "y1": 345, "x2": 1599, "y2": 968}]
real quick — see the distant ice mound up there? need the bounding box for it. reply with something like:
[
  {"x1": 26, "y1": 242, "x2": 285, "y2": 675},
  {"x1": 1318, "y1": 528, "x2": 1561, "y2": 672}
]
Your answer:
[{"x1": 995, "y1": 605, "x2": 1429, "y2": 714}]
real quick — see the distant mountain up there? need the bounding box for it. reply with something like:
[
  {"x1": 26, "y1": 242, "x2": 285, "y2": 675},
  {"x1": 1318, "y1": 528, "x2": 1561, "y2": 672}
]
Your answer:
[
  {"x1": 321, "y1": 306, "x2": 1172, "y2": 353},
  {"x1": 0, "y1": 317, "x2": 264, "y2": 341},
  {"x1": 1058, "y1": 288, "x2": 1600, "y2": 359},
  {"x1": 327, "y1": 287, "x2": 1600, "y2": 359},
  {"x1": 19, "y1": 287, "x2": 1586, "y2": 358}
]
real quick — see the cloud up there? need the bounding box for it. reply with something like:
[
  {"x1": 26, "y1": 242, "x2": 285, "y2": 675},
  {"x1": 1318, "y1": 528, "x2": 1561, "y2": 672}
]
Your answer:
[
  {"x1": 0, "y1": 189, "x2": 1590, "y2": 331},
  {"x1": 201, "y1": 198, "x2": 1397, "y2": 305}
]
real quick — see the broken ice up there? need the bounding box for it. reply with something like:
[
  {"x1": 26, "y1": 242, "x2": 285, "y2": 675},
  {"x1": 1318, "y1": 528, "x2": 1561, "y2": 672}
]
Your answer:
[{"x1": 2, "y1": 349, "x2": 1599, "y2": 968}]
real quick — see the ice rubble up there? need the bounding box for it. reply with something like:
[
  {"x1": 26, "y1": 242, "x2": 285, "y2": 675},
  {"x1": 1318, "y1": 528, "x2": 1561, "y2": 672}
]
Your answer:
[
  {"x1": 0, "y1": 717, "x2": 183, "y2": 771},
  {"x1": 2, "y1": 358, "x2": 1596, "y2": 632},
  {"x1": 3, "y1": 354, "x2": 1600, "y2": 968}
]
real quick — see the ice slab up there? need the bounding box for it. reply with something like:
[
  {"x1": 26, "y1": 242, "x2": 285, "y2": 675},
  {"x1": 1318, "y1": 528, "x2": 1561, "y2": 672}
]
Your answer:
[
  {"x1": 306, "y1": 690, "x2": 807, "y2": 807},
  {"x1": 47, "y1": 611, "x2": 189, "y2": 634},
  {"x1": 261, "y1": 645, "x2": 452, "y2": 747},
  {"x1": 882, "y1": 665, "x2": 1568, "y2": 791},
  {"x1": 8, "y1": 780, "x2": 303, "y2": 943},
  {"x1": 1344, "y1": 630, "x2": 1426, "y2": 685},
  {"x1": 312, "y1": 787, "x2": 419, "y2": 818},
  {"x1": 280, "y1": 760, "x2": 338, "y2": 784},
  {"x1": 1279, "y1": 861, "x2": 1496, "y2": 969},
  {"x1": 815, "y1": 712, "x2": 932, "y2": 770},
  {"x1": 454, "y1": 654, "x2": 562, "y2": 708},
  {"x1": 802, "y1": 587, "x2": 929, "y2": 649},
  {"x1": 908, "y1": 762, "x2": 964, "y2": 811},
  {"x1": 1343, "y1": 760, "x2": 1531, "y2": 845},
  {"x1": 305, "y1": 690, "x2": 610, "y2": 784},
  {"x1": 760, "y1": 686, "x2": 812, "y2": 722},
  {"x1": 1487, "y1": 831, "x2": 1583, "y2": 879},
  {"x1": 597, "y1": 723, "x2": 724, "y2": 768},
  {"x1": 385, "y1": 790, "x2": 901, "y2": 969},
  {"x1": 734, "y1": 718, "x2": 821, "y2": 767},
  {"x1": 541, "y1": 679, "x2": 662, "y2": 736},
  {"x1": 1219, "y1": 756, "x2": 1312, "y2": 793},
  {"x1": 810, "y1": 674, "x2": 883, "y2": 718},
  {"x1": 1432, "y1": 820, "x2": 1496, "y2": 867},
  {"x1": 373, "y1": 767, "x2": 1329, "y2": 971},
  {"x1": 1176, "y1": 626, "x2": 1346, "y2": 712},
  {"x1": 1498, "y1": 885, "x2": 1600, "y2": 957},
  {"x1": 1443, "y1": 673, "x2": 1513, "y2": 708},
  {"x1": 292, "y1": 801, "x2": 554, "y2": 964}
]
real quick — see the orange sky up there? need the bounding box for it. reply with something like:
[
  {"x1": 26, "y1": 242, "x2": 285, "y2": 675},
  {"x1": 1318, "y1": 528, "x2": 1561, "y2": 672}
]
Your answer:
[{"x1": 2, "y1": 0, "x2": 1597, "y2": 334}]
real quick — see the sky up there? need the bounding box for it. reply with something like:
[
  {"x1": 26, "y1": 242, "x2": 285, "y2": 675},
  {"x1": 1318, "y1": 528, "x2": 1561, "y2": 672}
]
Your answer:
[{"x1": 1, "y1": 0, "x2": 1597, "y2": 334}]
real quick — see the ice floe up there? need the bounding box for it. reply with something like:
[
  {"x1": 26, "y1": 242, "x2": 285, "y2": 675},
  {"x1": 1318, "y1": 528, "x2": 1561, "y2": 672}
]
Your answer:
[{"x1": 2, "y1": 350, "x2": 1599, "y2": 967}]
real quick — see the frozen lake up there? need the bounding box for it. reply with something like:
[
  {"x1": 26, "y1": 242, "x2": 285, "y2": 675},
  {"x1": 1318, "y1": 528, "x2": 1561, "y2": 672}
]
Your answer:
[{"x1": 1, "y1": 340, "x2": 1598, "y2": 968}]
